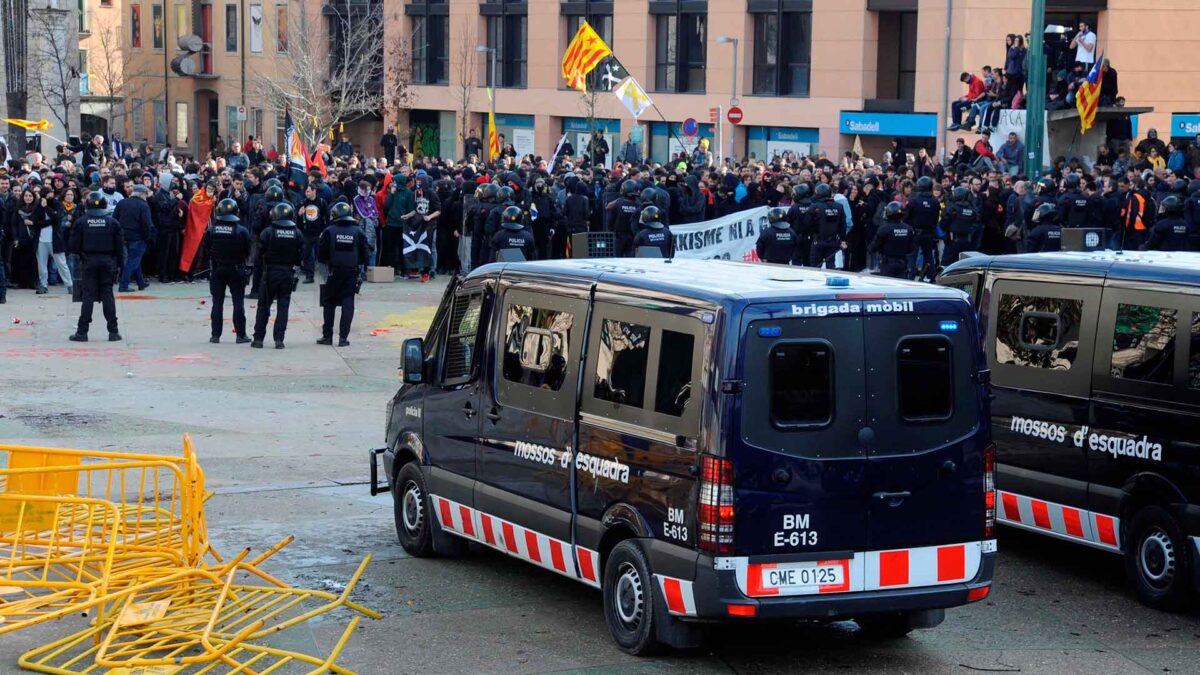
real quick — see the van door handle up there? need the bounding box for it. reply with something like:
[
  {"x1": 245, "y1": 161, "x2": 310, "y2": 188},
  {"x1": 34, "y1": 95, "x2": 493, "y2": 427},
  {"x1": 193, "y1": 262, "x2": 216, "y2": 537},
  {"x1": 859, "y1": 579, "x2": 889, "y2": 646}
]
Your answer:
[
  {"x1": 461, "y1": 403, "x2": 476, "y2": 419},
  {"x1": 872, "y1": 491, "x2": 912, "y2": 501},
  {"x1": 486, "y1": 408, "x2": 502, "y2": 423}
]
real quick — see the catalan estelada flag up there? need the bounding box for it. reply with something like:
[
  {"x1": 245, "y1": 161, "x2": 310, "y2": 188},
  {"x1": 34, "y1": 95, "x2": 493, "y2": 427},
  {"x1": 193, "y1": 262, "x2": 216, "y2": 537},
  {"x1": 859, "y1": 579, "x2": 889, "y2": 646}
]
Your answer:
[
  {"x1": 1076, "y1": 55, "x2": 1104, "y2": 134},
  {"x1": 4, "y1": 118, "x2": 50, "y2": 132},
  {"x1": 561, "y1": 21, "x2": 612, "y2": 93}
]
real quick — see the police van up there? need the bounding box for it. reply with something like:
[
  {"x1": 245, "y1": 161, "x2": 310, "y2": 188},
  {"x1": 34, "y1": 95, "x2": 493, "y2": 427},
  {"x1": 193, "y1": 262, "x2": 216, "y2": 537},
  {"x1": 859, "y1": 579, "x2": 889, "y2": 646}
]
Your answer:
[
  {"x1": 371, "y1": 259, "x2": 996, "y2": 653},
  {"x1": 939, "y1": 250, "x2": 1200, "y2": 610}
]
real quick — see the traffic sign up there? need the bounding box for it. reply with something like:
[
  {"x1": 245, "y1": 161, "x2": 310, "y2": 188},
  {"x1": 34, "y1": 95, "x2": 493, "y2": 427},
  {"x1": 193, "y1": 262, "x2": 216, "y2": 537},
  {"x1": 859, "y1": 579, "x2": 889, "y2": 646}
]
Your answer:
[
  {"x1": 727, "y1": 106, "x2": 744, "y2": 125},
  {"x1": 236, "y1": 106, "x2": 247, "y2": 121},
  {"x1": 682, "y1": 118, "x2": 699, "y2": 137}
]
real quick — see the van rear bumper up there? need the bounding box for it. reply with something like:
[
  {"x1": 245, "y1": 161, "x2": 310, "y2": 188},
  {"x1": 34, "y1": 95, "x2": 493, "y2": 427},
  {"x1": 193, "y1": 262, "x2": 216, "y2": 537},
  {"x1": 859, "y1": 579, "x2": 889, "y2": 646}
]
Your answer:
[{"x1": 682, "y1": 551, "x2": 995, "y2": 621}]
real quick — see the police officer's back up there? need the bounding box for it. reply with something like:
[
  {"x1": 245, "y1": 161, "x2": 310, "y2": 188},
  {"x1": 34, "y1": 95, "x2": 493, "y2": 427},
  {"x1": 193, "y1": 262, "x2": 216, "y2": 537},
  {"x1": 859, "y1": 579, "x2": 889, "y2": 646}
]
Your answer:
[
  {"x1": 905, "y1": 176, "x2": 942, "y2": 280},
  {"x1": 205, "y1": 198, "x2": 253, "y2": 343},
  {"x1": 1142, "y1": 195, "x2": 1189, "y2": 252},
  {"x1": 606, "y1": 180, "x2": 642, "y2": 255},
  {"x1": 1025, "y1": 203, "x2": 1062, "y2": 252},
  {"x1": 806, "y1": 183, "x2": 846, "y2": 268},
  {"x1": 756, "y1": 207, "x2": 799, "y2": 265},
  {"x1": 491, "y1": 206, "x2": 536, "y2": 261},
  {"x1": 786, "y1": 184, "x2": 812, "y2": 265},
  {"x1": 317, "y1": 201, "x2": 369, "y2": 346},
  {"x1": 869, "y1": 201, "x2": 916, "y2": 278},
  {"x1": 253, "y1": 202, "x2": 305, "y2": 348},
  {"x1": 940, "y1": 186, "x2": 981, "y2": 265},
  {"x1": 632, "y1": 206, "x2": 673, "y2": 258},
  {"x1": 69, "y1": 192, "x2": 125, "y2": 342},
  {"x1": 1057, "y1": 174, "x2": 1097, "y2": 228}
]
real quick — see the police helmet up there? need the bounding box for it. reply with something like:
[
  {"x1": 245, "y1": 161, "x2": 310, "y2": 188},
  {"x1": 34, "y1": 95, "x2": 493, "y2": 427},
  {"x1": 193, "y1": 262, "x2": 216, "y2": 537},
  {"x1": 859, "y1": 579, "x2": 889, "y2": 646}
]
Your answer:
[
  {"x1": 792, "y1": 184, "x2": 810, "y2": 201},
  {"x1": 916, "y1": 176, "x2": 934, "y2": 193},
  {"x1": 1032, "y1": 202, "x2": 1057, "y2": 224},
  {"x1": 500, "y1": 205, "x2": 524, "y2": 230},
  {"x1": 85, "y1": 191, "x2": 107, "y2": 210},
  {"x1": 639, "y1": 187, "x2": 658, "y2": 205},
  {"x1": 474, "y1": 183, "x2": 489, "y2": 200},
  {"x1": 1189, "y1": 180, "x2": 1200, "y2": 196},
  {"x1": 1037, "y1": 177, "x2": 1056, "y2": 195},
  {"x1": 1160, "y1": 194, "x2": 1183, "y2": 215},
  {"x1": 265, "y1": 185, "x2": 285, "y2": 202},
  {"x1": 270, "y1": 202, "x2": 296, "y2": 225},
  {"x1": 497, "y1": 186, "x2": 514, "y2": 203},
  {"x1": 952, "y1": 186, "x2": 971, "y2": 203},
  {"x1": 1171, "y1": 178, "x2": 1188, "y2": 194},
  {"x1": 813, "y1": 183, "x2": 832, "y2": 200},
  {"x1": 480, "y1": 183, "x2": 499, "y2": 201},
  {"x1": 214, "y1": 198, "x2": 241, "y2": 223},
  {"x1": 620, "y1": 180, "x2": 639, "y2": 198},
  {"x1": 263, "y1": 177, "x2": 283, "y2": 191},
  {"x1": 639, "y1": 206, "x2": 664, "y2": 229},
  {"x1": 767, "y1": 207, "x2": 788, "y2": 225},
  {"x1": 1064, "y1": 173, "x2": 1081, "y2": 190},
  {"x1": 329, "y1": 201, "x2": 357, "y2": 224},
  {"x1": 884, "y1": 201, "x2": 904, "y2": 221}
]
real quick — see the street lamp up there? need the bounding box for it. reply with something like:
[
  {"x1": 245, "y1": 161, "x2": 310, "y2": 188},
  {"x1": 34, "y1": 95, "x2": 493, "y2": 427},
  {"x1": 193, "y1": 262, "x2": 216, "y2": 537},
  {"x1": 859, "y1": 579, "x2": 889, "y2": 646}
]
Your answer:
[
  {"x1": 477, "y1": 45, "x2": 497, "y2": 159},
  {"x1": 716, "y1": 36, "x2": 738, "y2": 163}
]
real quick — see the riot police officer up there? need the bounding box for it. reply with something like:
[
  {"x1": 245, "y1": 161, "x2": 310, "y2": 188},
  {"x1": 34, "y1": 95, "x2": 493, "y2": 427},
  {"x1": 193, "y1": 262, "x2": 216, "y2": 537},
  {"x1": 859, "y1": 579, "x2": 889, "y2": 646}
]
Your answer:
[
  {"x1": 252, "y1": 202, "x2": 305, "y2": 349},
  {"x1": 868, "y1": 202, "x2": 916, "y2": 279},
  {"x1": 606, "y1": 180, "x2": 642, "y2": 256},
  {"x1": 249, "y1": 183, "x2": 287, "y2": 299},
  {"x1": 786, "y1": 184, "x2": 813, "y2": 266},
  {"x1": 905, "y1": 176, "x2": 941, "y2": 281},
  {"x1": 69, "y1": 192, "x2": 125, "y2": 342},
  {"x1": 637, "y1": 187, "x2": 661, "y2": 234},
  {"x1": 490, "y1": 206, "x2": 537, "y2": 261},
  {"x1": 1025, "y1": 203, "x2": 1062, "y2": 252},
  {"x1": 807, "y1": 183, "x2": 846, "y2": 269},
  {"x1": 940, "y1": 186, "x2": 981, "y2": 267},
  {"x1": 317, "y1": 201, "x2": 369, "y2": 347},
  {"x1": 205, "y1": 198, "x2": 253, "y2": 344},
  {"x1": 1142, "y1": 195, "x2": 1189, "y2": 252},
  {"x1": 481, "y1": 185, "x2": 514, "y2": 265},
  {"x1": 1057, "y1": 174, "x2": 1096, "y2": 228},
  {"x1": 1184, "y1": 180, "x2": 1200, "y2": 251},
  {"x1": 756, "y1": 207, "x2": 799, "y2": 264},
  {"x1": 470, "y1": 183, "x2": 498, "y2": 269},
  {"x1": 632, "y1": 206, "x2": 673, "y2": 258}
]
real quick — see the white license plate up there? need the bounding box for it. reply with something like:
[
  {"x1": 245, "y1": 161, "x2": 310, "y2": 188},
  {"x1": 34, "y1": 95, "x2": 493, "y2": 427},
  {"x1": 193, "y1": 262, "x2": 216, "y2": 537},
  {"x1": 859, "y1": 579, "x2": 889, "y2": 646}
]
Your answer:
[{"x1": 761, "y1": 561, "x2": 845, "y2": 591}]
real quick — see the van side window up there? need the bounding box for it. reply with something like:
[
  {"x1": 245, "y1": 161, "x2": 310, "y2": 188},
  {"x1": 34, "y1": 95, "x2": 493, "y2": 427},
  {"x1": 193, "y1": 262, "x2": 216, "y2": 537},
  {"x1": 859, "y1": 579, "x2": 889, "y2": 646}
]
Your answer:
[
  {"x1": 996, "y1": 294, "x2": 1084, "y2": 370},
  {"x1": 770, "y1": 343, "x2": 833, "y2": 427},
  {"x1": 1189, "y1": 313, "x2": 1200, "y2": 389},
  {"x1": 444, "y1": 293, "x2": 484, "y2": 384},
  {"x1": 1111, "y1": 304, "x2": 1177, "y2": 385},
  {"x1": 503, "y1": 304, "x2": 572, "y2": 392},
  {"x1": 897, "y1": 337, "x2": 953, "y2": 421},
  {"x1": 594, "y1": 319, "x2": 651, "y2": 408},
  {"x1": 655, "y1": 330, "x2": 694, "y2": 417}
]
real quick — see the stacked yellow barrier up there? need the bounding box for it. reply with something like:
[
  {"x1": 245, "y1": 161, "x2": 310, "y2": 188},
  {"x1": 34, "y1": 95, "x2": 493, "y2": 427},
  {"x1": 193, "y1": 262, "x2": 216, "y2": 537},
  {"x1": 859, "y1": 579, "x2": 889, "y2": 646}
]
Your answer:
[{"x1": 0, "y1": 434, "x2": 380, "y2": 674}]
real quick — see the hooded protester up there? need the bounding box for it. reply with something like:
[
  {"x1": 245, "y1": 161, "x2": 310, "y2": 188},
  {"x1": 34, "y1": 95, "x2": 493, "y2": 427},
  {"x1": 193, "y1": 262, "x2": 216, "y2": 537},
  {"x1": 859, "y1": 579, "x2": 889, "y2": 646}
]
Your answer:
[{"x1": 180, "y1": 181, "x2": 216, "y2": 277}]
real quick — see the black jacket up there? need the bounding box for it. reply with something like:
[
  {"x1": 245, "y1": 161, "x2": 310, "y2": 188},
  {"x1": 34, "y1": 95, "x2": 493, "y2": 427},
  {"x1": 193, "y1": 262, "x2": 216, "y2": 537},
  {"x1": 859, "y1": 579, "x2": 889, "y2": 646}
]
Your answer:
[{"x1": 114, "y1": 197, "x2": 155, "y2": 243}]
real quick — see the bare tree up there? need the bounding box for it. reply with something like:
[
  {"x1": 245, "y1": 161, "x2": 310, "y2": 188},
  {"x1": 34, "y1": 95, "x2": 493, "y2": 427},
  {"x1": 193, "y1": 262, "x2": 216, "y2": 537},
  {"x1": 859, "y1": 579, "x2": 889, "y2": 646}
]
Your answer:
[
  {"x1": 450, "y1": 21, "x2": 477, "y2": 158},
  {"x1": 254, "y1": 0, "x2": 410, "y2": 150},
  {"x1": 2, "y1": 0, "x2": 30, "y2": 156},
  {"x1": 27, "y1": 3, "x2": 77, "y2": 136}
]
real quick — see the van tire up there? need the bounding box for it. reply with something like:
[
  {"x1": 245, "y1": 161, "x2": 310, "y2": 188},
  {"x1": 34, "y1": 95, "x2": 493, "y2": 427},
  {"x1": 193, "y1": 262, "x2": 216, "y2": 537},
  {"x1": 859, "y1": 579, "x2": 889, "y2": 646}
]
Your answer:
[
  {"x1": 1124, "y1": 505, "x2": 1193, "y2": 611},
  {"x1": 856, "y1": 613, "x2": 914, "y2": 639},
  {"x1": 603, "y1": 540, "x2": 661, "y2": 655},
  {"x1": 393, "y1": 463, "x2": 433, "y2": 557}
]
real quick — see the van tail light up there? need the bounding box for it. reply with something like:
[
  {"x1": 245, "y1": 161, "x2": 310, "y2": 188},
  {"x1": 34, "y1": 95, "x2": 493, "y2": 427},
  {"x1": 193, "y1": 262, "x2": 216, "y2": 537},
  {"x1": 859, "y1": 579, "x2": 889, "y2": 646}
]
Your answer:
[
  {"x1": 983, "y1": 444, "x2": 996, "y2": 539},
  {"x1": 698, "y1": 455, "x2": 735, "y2": 554}
]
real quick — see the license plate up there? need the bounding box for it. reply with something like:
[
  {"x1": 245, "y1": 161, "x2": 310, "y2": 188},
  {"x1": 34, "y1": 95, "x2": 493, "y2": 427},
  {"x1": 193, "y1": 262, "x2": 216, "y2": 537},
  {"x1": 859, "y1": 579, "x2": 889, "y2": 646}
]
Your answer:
[{"x1": 760, "y1": 561, "x2": 846, "y2": 591}]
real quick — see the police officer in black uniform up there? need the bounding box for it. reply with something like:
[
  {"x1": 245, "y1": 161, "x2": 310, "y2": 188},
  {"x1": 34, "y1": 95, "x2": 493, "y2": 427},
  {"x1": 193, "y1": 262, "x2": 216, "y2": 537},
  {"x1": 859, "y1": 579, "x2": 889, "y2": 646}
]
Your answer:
[
  {"x1": 470, "y1": 183, "x2": 497, "y2": 269},
  {"x1": 905, "y1": 176, "x2": 941, "y2": 281},
  {"x1": 632, "y1": 205, "x2": 673, "y2": 258},
  {"x1": 786, "y1": 184, "x2": 812, "y2": 266},
  {"x1": 1184, "y1": 180, "x2": 1200, "y2": 251},
  {"x1": 252, "y1": 202, "x2": 305, "y2": 349},
  {"x1": 940, "y1": 186, "x2": 981, "y2": 266},
  {"x1": 606, "y1": 180, "x2": 642, "y2": 256},
  {"x1": 490, "y1": 206, "x2": 537, "y2": 261},
  {"x1": 756, "y1": 207, "x2": 799, "y2": 264},
  {"x1": 1056, "y1": 174, "x2": 1096, "y2": 228},
  {"x1": 1142, "y1": 195, "x2": 1189, "y2": 252},
  {"x1": 249, "y1": 183, "x2": 287, "y2": 299},
  {"x1": 317, "y1": 201, "x2": 369, "y2": 347},
  {"x1": 868, "y1": 201, "x2": 916, "y2": 279},
  {"x1": 481, "y1": 185, "x2": 515, "y2": 265},
  {"x1": 69, "y1": 192, "x2": 125, "y2": 342},
  {"x1": 205, "y1": 198, "x2": 253, "y2": 344},
  {"x1": 807, "y1": 183, "x2": 846, "y2": 268},
  {"x1": 1025, "y1": 203, "x2": 1062, "y2": 252}
]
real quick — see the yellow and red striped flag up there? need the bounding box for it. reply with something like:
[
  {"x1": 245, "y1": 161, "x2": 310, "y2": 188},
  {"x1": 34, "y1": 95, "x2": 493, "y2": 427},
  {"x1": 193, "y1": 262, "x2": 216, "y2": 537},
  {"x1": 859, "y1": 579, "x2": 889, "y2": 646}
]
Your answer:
[
  {"x1": 4, "y1": 118, "x2": 50, "y2": 132},
  {"x1": 561, "y1": 21, "x2": 612, "y2": 93},
  {"x1": 487, "y1": 89, "x2": 500, "y2": 162},
  {"x1": 1076, "y1": 55, "x2": 1104, "y2": 134}
]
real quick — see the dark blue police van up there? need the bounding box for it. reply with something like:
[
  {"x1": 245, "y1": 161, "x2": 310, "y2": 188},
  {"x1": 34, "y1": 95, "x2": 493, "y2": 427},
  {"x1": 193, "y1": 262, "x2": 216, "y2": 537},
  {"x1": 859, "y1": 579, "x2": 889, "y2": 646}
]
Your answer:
[
  {"x1": 371, "y1": 258, "x2": 996, "y2": 653},
  {"x1": 940, "y1": 250, "x2": 1200, "y2": 610}
]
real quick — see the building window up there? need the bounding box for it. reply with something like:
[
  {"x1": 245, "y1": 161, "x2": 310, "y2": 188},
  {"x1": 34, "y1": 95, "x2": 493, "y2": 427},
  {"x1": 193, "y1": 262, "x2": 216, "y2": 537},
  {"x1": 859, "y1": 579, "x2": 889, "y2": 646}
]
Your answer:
[
  {"x1": 276, "y1": 5, "x2": 288, "y2": 52},
  {"x1": 131, "y1": 4, "x2": 143, "y2": 48},
  {"x1": 200, "y1": 3, "x2": 213, "y2": 72},
  {"x1": 225, "y1": 4, "x2": 237, "y2": 52},
  {"x1": 484, "y1": 1, "x2": 527, "y2": 88},
  {"x1": 175, "y1": 3, "x2": 187, "y2": 39},
  {"x1": 154, "y1": 99, "x2": 167, "y2": 144},
  {"x1": 653, "y1": 8, "x2": 705, "y2": 93},
  {"x1": 751, "y1": 5, "x2": 810, "y2": 97},
  {"x1": 176, "y1": 101, "x2": 189, "y2": 146},
  {"x1": 249, "y1": 3, "x2": 263, "y2": 52},
  {"x1": 101, "y1": 0, "x2": 111, "y2": 6},
  {"x1": 131, "y1": 99, "x2": 145, "y2": 142},
  {"x1": 79, "y1": 0, "x2": 88, "y2": 32},
  {"x1": 564, "y1": 11, "x2": 614, "y2": 90},
  {"x1": 409, "y1": 0, "x2": 448, "y2": 85},
  {"x1": 79, "y1": 49, "x2": 89, "y2": 94},
  {"x1": 152, "y1": 4, "x2": 164, "y2": 49}
]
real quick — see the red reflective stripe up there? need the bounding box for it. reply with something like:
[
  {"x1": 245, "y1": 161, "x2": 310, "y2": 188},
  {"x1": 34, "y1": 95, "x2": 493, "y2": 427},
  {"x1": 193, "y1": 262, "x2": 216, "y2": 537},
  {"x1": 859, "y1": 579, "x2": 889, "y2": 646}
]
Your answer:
[
  {"x1": 459, "y1": 505, "x2": 475, "y2": 537},
  {"x1": 502, "y1": 522, "x2": 519, "y2": 554},
  {"x1": 1001, "y1": 492, "x2": 1020, "y2": 521},
  {"x1": 878, "y1": 550, "x2": 909, "y2": 587},
  {"x1": 577, "y1": 548, "x2": 596, "y2": 583},
  {"x1": 1062, "y1": 507, "x2": 1084, "y2": 538},
  {"x1": 481, "y1": 514, "x2": 497, "y2": 546},
  {"x1": 550, "y1": 540, "x2": 567, "y2": 573},
  {"x1": 1096, "y1": 515, "x2": 1118, "y2": 546},
  {"x1": 937, "y1": 545, "x2": 966, "y2": 582},
  {"x1": 746, "y1": 563, "x2": 779, "y2": 596},
  {"x1": 437, "y1": 498, "x2": 453, "y2": 531},
  {"x1": 525, "y1": 530, "x2": 542, "y2": 563},
  {"x1": 1031, "y1": 500, "x2": 1052, "y2": 529},
  {"x1": 662, "y1": 578, "x2": 685, "y2": 614}
]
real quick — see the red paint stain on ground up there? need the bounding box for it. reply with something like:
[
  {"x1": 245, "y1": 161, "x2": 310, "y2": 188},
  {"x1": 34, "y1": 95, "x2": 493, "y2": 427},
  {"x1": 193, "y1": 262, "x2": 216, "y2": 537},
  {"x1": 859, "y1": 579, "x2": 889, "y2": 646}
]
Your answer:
[
  {"x1": 119, "y1": 295, "x2": 158, "y2": 300},
  {"x1": 0, "y1": 347, "x2": 142, "y2": 364}
]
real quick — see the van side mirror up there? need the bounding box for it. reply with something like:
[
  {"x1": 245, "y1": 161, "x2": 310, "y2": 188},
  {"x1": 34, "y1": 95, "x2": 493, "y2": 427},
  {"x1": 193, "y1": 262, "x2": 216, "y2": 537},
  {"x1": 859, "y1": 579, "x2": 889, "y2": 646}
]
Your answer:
[{"x1": 402, "y1": 338, "x2": 425, "y2": 385}]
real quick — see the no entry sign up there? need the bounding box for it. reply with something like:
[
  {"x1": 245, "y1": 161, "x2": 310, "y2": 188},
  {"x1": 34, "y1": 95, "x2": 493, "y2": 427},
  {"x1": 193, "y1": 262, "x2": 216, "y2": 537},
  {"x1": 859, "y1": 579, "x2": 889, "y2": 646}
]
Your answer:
[{"x1": 727, "y1": 107, "x2": 744, "y2": 125}]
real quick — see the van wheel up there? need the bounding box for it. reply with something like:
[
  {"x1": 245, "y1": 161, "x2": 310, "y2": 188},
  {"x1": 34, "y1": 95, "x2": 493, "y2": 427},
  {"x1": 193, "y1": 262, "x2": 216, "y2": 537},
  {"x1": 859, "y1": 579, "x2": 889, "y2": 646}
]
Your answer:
[
  {"x1": 393, "y1": 463, "x2": 432, "y2": 557},
  {"x1": 1125, "y1": 505, "x2": 1193, "y2": 611},
  {"x1": 856, "y1": 613, "x2": 914, "y2": 639},
  {"x1": 603, "y1": 540, "x2": 661, "y2": 656}
]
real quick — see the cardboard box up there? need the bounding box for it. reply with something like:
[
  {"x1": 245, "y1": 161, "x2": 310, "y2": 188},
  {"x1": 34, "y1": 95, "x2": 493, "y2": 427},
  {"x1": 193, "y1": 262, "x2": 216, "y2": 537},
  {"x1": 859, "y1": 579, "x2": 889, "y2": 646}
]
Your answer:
[{"x1": 366, "y1": 267, "x2": 394, "y2": 283}]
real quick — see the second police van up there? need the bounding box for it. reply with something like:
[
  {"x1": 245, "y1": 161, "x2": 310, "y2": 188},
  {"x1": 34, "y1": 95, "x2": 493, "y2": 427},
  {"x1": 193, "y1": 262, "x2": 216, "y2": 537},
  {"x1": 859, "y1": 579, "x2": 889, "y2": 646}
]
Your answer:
[
  {"x1": 940, "y1": 250, "x2": 1200, "y2": 610},
  {"x1": 371, "y1": 258, "x2": 996, "y2": 653}
]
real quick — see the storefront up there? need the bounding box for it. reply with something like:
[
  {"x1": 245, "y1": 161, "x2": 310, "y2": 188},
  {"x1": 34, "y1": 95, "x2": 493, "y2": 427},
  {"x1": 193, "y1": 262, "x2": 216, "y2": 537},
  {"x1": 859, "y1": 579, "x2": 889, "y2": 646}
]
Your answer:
[
  {"x1": 562, "y1": 117, "x2": 621, "y2": 168},
  {"x1": 746, "y1": 126, "x2": 820, "y2": 162},
  {"x1": 839, "y1": 111, "x2": 938, "y2": 155},
  {"x1": 492, "y1": 114, "x2": 536, "y2": 158},
  {"x1": 650, "y1": 121, "x2": 716, "y2": 164}
]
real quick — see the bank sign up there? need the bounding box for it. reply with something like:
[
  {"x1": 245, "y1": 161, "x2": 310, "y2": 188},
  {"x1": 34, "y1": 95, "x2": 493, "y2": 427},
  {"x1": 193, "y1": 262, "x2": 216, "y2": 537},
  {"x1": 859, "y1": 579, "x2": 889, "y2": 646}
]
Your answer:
[
  {"x1": 1173, "y1": 114, "x2": 1200, "y2": 137},
  {"x1": 840, "y1": 112, "x2": 938, "y2": 138}
]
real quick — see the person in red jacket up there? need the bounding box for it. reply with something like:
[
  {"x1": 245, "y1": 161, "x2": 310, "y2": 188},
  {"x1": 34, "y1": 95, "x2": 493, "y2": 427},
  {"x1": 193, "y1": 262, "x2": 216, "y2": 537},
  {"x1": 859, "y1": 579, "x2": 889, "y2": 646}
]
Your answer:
[
  {"x1": 948, "y1": 71, "x2": 987, "y2": 131},
  {"x1": 972, "y1": 131, "x2": 998, "y2": 171}
]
